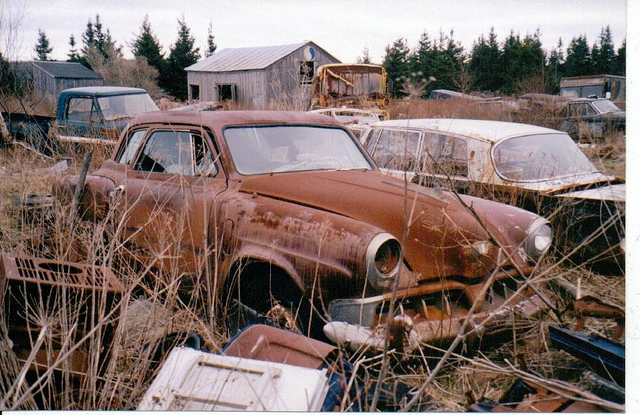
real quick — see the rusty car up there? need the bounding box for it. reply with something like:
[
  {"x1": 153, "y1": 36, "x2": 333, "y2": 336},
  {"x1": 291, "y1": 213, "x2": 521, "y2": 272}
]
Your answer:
[
  {"x1": 53, "y1": 110, "x2": 552, "y2": 351},
  {"x1": 360, "y1": 119, "x2": 625, "y2": 274}
]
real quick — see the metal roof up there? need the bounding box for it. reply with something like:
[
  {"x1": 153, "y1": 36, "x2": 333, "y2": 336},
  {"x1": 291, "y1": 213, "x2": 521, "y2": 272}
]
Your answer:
[
  {"x1": 186, "y1": 42, "x2": 324, "y2": 73},
  {"x1": 32, "y1": 61, "x2": 102, "y2": 79},
  {"x1": 371, "y1": 118, "x2": 561, "y2": 143}
]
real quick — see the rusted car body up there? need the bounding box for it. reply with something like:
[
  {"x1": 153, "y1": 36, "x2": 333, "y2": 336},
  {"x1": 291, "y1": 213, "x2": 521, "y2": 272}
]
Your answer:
[
  {"x1": 53, "y1": 110, "x2": 552, "y2": 350},
  {"x1": 360, "y1": 119, "x2": 625, "y2": 274},
  {"x1": 310, "y1": 64, "x2": 389, "y2": 116}
]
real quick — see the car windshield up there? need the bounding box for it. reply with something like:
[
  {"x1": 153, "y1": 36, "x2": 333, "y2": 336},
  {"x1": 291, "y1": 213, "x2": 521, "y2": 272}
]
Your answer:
[
  {"x1": 98, "y1": 94, "x2": 159, "y2": 121},
  {"x1": 224, "y1": 125, "x2": 373, "y2": 175},
  {"x1": 592, "y1": 100, "x2": 621, "y2": 114},
  {"x1": 493, "y1": 133, "x2": 598, "y2": 181}
]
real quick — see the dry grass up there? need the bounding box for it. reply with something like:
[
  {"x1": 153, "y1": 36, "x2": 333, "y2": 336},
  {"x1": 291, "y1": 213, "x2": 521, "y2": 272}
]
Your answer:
[{"x1": 0, "y1": 99, "x2": 626, "y2": 411}]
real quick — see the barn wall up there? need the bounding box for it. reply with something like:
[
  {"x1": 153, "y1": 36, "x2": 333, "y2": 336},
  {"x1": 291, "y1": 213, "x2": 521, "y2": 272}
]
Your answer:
[
  {"x1": 266, "y1": 46, "x2": 339, "y2": 110},
  {"x1": 32, "y1": 67, "x2": 103, "y2": 106},
  {"x1": 187, "y1": 43, "x2": 339, "y2": 109},
  {"x1": 188, "y1": 71, "x2": 269, "y2": 108}
]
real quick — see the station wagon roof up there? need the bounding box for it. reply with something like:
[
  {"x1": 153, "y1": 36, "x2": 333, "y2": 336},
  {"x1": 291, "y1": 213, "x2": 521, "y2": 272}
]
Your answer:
[{"x1": 371, "y1": 118, "x2": 560, "y2": 143}]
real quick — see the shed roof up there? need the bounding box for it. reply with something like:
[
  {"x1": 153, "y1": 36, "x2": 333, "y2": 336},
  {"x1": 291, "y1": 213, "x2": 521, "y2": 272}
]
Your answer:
[
  {"x1": 32, "y1": 61, "x2": 102, "y2": 79},
  {"x1": 186, "y1": 41, "x2": 337, "y2": 73}
]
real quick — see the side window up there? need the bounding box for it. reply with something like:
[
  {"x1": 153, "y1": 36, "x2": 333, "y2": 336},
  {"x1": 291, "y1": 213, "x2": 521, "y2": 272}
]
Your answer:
[
  {"x1": 370, "y1": 129, "x2": 421, "y2": 170},
  {"x1": 133, "y1": 130, "x2": 217, "y2": 176},
  {"x1": 116, "y1": 129, "x2": 147, "y2": 165},
  {"x1": 67, "y1": 97, "x2": 99, "y2": 123},
  {"x1": 584, "y1": 104, "x2": 597, "y2": 115},
  {"x1": 423, "y1": 133, "x2": 468, "y2": 177}
]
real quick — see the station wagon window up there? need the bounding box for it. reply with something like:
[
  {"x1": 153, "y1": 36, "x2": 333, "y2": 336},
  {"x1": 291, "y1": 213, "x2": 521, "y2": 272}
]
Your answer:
[
  {"x1": 67, "y1": 97, "x2": 99, "y2": 123},
  {"x1": 368, "y1": 129, "x2": 421, "y2": 171},
  {"x1": 116, "y1": 129, "x2": 147, "y2": 164},
  {"x1": 133, "y1": 130, "x2": 216, "y2": 176},
  {"x1": 423, "y1": 133, "x2": 468, "y2": 177}
]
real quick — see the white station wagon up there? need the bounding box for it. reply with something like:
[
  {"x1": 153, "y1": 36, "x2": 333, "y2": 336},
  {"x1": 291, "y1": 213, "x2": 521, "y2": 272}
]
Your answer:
[{"x1": 360, "y1": 118, "x2": 625, "y2": 273}]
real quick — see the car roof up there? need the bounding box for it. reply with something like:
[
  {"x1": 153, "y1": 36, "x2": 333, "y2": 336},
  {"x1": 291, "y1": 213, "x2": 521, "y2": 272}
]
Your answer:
[
  {"x1": 61, "y1": 86, "x2": 149, "y2": 96},
  {"x1": 130, "y1": 110, "x2": 345, "y2": 130},
  {"x1": 370, "y1": 118, "x2": 561, "y2": 143}
]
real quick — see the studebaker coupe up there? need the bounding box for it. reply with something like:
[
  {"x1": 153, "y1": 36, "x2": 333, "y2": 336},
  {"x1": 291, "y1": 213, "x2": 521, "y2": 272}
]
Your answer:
[
  {"x1": 360, "y1": 119, "x2": 625, "y2": 274},
  {"x1": 54, "y1": 111, "x2": 551, "y2": 351}
]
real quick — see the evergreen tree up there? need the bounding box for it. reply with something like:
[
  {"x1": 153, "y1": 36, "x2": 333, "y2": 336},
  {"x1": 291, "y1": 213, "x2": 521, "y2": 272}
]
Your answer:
[
  {"x1": 612, "y1": 39, "x2": 625, "y2": 76},
  {"x1": 67, "y1": 34, "x2": 81, "y2": 62},
  {"x1": 164, "y1": 15, "x2": 201, "y2": 101},
  {"x1": 206, "y1": 22, "x2": 217, "y2": 57},
  {"x1": 547, "y1": 38, "x2": 564, "y2": 93},
  {"x1": 131, "y1": 15, "x2": 165, "y2": 75},
  {"x1": 357, "y1": 46, "x2": 371, "y2": 64},
  {"x1": 382, "y1": 37, "x2": 411, "y2": 98},
  {"x1": 80, "y1": 14, "x2": 122, "y2": 67},
  {"x1": 34, "y1": 29, "x2": 52, "y2": 61},
  {"x1": 504, "y1": 29, "x2": 546, "y2": 93},
  {"x1": 564, "y1": 34, "x2": 591, "y2": 76},
  {"x1": 591, "y1": 25, "x2": 615, "y2": 74},
  {"x1": 468, "y1": 28, "x2": 502, "y2": 92}
]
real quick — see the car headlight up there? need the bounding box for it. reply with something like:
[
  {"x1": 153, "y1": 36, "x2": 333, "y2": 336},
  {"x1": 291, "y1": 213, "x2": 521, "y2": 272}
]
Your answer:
[
  {"x1": 366, "y1": 233, "x2": 402, "y2": 291},
  {"x1": 524, "y1": 217, "x2": 552, "y2": 262}
]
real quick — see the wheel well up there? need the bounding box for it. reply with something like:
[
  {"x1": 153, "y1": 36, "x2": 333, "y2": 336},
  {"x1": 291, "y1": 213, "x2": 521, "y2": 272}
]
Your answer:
[{"x1": 224, "y1": 260, "x2": 303, "y2": 310}]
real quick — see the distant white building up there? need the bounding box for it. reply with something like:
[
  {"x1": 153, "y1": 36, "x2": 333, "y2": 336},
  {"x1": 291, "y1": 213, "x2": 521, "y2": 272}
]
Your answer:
[{"x1": 185, "y1": 41, "x2": 340, "y2": 109}]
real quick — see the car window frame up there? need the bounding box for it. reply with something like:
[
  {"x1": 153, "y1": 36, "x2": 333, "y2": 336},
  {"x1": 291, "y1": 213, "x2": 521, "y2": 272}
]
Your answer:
[{"x1": 121, "y1": 126, "x2": 219, "y2": 177}]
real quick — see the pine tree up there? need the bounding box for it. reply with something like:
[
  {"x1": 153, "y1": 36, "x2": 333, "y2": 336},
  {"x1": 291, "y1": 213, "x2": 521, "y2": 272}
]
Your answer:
[
  {"x1": 564, "y1": 34, "x2": 591, "y2": 76},
  {"x1": 80, "y1": 14, "x2": 122, "y2": 67},
  {"x1": 382, "y1": 37, "x2": 411, "y2": 98},
  {"x1": 164, "y1": 15, "x2": 201, "y2": 101},
  {"x1": 592, "y1": 26, "x2": 615, "y2": 74},
  {"x1": 547, "y1": 38, "x2": 564, "y2": 92},
  {"x1": 131, "y1": 15, "x2": 165, "y2": 74},
  {"x1": 67, "y1": 34, "x2": 81, "y2": 62},
  {"x1": 468, "y1": 28, "x2": 502, "y2": 92},
  {"x1": 206, "y1": 22, "x2": 217, "y2": 57},
  {"x1": 34, "y1": 29, "x2": 52, "y2": 61},
  {"x1": 612, "y1": 39, "x2": 625, "y2": 76}
]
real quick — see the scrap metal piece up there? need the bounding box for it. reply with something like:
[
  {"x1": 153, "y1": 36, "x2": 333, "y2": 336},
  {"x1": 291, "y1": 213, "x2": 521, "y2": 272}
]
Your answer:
[
  {"x1": 549, "y1": 325, "x2": 624, "y2": 386},
  {"x1": 223, "y1": 324, "x2": 337, "y2": 369},
  {"x1": 137, "y1": 347, "x2": 330, "y2": 411},
  {"x1": 0, "y1": 252, "x2": 123, "y2": 292}
]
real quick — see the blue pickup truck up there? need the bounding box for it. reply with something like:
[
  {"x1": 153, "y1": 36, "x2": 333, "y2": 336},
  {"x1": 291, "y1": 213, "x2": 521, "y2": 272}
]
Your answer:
[{"x1": 2, "y1": 86, "x2": 158, "y2": 152}]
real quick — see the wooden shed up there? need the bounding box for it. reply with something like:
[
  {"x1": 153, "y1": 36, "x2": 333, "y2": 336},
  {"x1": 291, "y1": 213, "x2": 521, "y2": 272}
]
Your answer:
[
  {"x1": 17, "y1": 61, "x2": 103, "y2": 104},
  {"x1": 185, "y1": 41, "x2": 340, "y2": 109}
]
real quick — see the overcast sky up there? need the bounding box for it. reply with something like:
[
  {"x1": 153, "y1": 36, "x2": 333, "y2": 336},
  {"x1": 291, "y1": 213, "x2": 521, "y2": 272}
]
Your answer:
[{"x1": 6, "y1": 0, "x2": 628, "y2": 63}]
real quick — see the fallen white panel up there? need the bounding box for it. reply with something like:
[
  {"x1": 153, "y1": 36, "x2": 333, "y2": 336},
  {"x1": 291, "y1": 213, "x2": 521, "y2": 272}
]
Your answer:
[{"x1": 137, "y1": 347, "x2": 329, "y2": 411}]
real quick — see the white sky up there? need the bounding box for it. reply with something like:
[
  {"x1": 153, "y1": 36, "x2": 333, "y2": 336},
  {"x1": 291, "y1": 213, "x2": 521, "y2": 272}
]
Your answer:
[{"x1": 6, "y1": 0, "x2": 628, "y2": 63}]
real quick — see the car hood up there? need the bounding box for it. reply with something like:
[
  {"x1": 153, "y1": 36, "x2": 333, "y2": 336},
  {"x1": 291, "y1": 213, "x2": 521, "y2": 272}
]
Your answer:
[
  {"x1": 556, "y1": 182, "x2": 625, "y2": 202},
  {"x1": 238, "y1": 170, "x2": 538, "y2": 279}
]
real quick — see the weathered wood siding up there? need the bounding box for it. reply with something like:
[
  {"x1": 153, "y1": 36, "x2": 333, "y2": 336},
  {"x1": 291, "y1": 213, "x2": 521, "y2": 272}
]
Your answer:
[
  {"x1": 32, "y1": 68, "x2": 103, "y2": 104},
  {"x1": 187, "y1": 43, "x2": 339, "y2": 109}
]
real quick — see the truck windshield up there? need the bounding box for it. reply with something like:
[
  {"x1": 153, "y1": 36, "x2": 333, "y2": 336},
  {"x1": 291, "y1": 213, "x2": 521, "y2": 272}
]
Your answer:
[
  {"x1": 493, "y1": 133, "x2": 598, "y2": 181},
  {"x1": 592, "y1": 100, "x2": 621, "y2": 114},
  {"x1": 224, "y1": 126, "x2": 373, "y2": 175},
  {"x1": 98, "y1": 94, "x2": 158, "y2": 121}
]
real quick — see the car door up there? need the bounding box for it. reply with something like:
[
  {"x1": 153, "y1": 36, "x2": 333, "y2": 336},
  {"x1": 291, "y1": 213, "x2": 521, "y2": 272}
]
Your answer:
[{"x1": 113, "y1": 126, "x2": 226, "y2": 273}]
